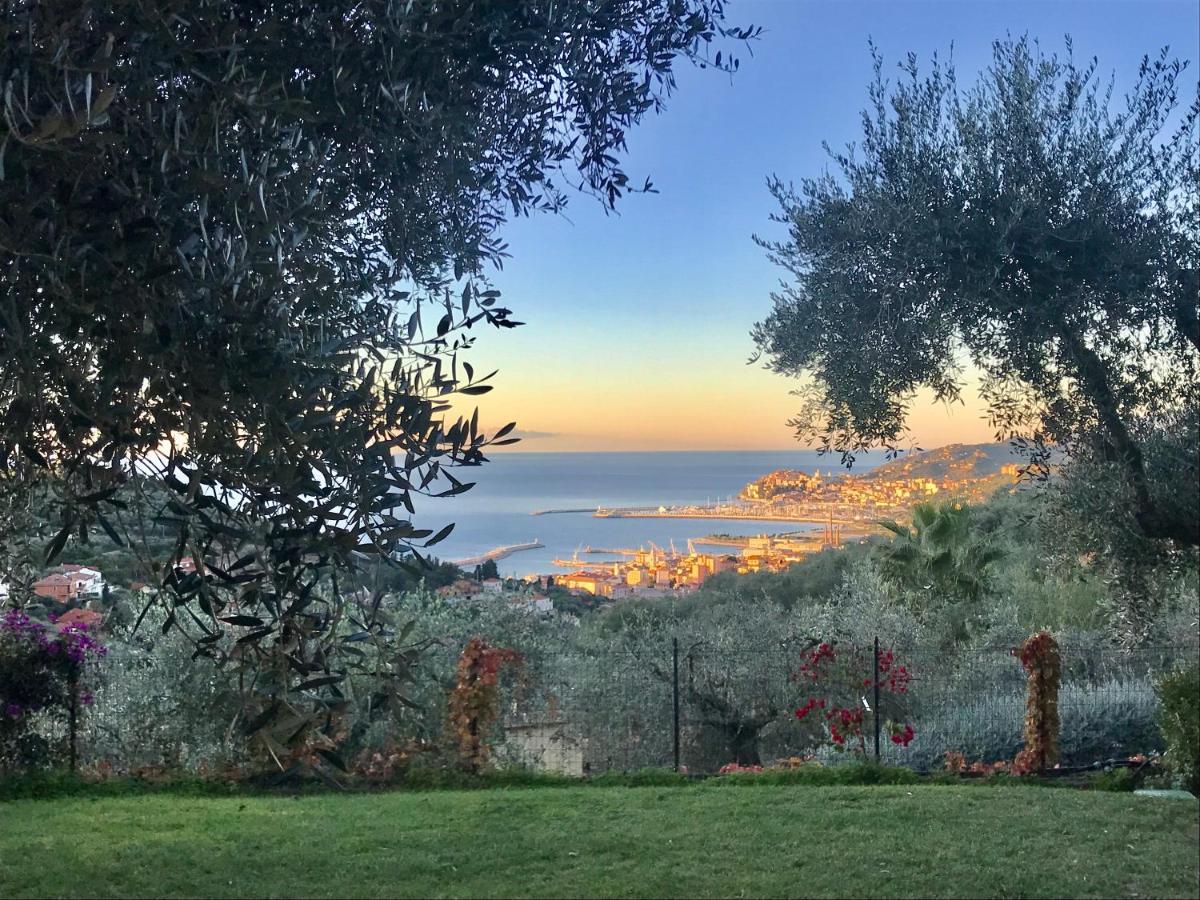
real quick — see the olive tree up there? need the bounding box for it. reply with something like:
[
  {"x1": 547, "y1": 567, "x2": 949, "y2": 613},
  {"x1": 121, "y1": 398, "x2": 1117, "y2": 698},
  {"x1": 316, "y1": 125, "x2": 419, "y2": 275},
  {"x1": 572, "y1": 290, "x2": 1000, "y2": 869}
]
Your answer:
[
  {"x1": 591, "y1": 602, "x2": 821, "y2": 769},
  {"x1": 752, "y1": 38, "x2": 1198, "y2": 555},
  {"x1": 0, "y1": 0, "x2": 757, "y2": 764}
]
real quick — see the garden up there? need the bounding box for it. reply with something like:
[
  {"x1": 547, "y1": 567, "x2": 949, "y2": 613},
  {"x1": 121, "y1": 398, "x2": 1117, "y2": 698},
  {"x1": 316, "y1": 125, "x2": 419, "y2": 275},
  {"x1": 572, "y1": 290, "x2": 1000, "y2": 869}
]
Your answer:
[
  {"x1": 3, "y1": 588, "x2": 1197, "y2": 792},
  {"x1": 5, "y1": 504, "x2": 1198, "y2": 900},
  {"x1": 1, "y1": 4, "x2": 1199, "y2": 898}
]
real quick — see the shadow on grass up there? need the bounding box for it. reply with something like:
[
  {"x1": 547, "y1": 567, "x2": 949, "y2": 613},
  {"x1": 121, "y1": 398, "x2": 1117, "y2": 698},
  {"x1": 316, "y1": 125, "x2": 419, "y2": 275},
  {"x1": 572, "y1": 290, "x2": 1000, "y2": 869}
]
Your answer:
[{"x1": 0, "y1": 758, "x2": 1139, "y2": 802}]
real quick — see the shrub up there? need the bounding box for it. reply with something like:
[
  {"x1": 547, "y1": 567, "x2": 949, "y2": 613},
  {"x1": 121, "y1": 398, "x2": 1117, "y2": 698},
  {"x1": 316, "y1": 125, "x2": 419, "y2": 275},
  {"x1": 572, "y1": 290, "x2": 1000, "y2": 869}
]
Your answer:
[
  {"x1": 793, "y1": 642, "x2": 915, "y2": 755},
  {"x1": 706, "y1": 759, "x2": 920, "y2": 787},
  {"x1": 717, "y1": 762, "x2": 764, "y2": 775},
  {"x1": 1058, "y1": 678, "x2": 1160, "y2": 764},
  {"x1": 1, "y1": 609, "x2": 106, "y2": 772},
  {"x1": 80, "y1": 636, "x2": 244, "y2": 775},
  {"x1": 0, "y1": 770, "x2": 243, "y2": 802},
  {"x1": 588, "y1": 768, "x2": 691, "y2": 788},
  {"x1": 1155, "y1": 663, "x2": 1200, "y2": 793},
  {"x1": 1088, "y1": 767, "x2": 1138, "y2": 792}
]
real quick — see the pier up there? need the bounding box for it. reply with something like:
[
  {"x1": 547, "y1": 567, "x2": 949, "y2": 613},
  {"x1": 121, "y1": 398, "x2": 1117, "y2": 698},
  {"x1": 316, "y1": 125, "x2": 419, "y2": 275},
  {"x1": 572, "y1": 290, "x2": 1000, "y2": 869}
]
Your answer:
[
  {"x1": 692, "y1": 536, "x2": 753, "y2": 548},
  {"x1": 530, "y1": 507, "x2": 597, "y2": 516},
  {"x1": 453, "y1": 539, "x2": 544, "y2": 568},
  {"x1": 553, "y1": 557, "x2": 623, "y2": 568},
  {"x1": 593, "y1": 505, "x2": 870, "y2": 525}
]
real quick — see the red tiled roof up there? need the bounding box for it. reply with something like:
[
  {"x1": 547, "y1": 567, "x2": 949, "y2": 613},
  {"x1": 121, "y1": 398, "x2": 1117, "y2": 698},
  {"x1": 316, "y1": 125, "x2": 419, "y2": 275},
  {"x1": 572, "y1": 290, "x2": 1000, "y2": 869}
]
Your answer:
[{"x1": 55, "y1": 608, "x2": 102, "y2": 631}]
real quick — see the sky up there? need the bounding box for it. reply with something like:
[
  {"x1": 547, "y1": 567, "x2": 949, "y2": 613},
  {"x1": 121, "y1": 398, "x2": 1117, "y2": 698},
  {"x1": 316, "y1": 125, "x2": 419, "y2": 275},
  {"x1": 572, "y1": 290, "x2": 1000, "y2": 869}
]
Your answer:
[{"x1": 457, "y1": 0, "x2": 1200, "y2": 453}]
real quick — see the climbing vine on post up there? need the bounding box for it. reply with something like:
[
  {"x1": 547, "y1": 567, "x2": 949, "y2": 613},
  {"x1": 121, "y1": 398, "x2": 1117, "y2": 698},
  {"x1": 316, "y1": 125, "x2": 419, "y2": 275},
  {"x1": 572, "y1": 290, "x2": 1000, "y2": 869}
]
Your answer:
[
  {"x1": 447, "y1": 638, "x2": 522, "y2": 773},
  {"x1": 1012, "y1": 631, "x2": 1061, "y2": 774}
]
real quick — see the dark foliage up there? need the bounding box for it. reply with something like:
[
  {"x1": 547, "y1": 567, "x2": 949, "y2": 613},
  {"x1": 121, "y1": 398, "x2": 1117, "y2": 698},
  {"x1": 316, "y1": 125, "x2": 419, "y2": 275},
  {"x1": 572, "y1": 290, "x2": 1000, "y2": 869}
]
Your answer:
[
  {"x1": 0, "y1": 0, "x2": 758, "y2": 764},
  {"x1": 1156, "y1": 663, "x2": 1200, "y2": 793}
]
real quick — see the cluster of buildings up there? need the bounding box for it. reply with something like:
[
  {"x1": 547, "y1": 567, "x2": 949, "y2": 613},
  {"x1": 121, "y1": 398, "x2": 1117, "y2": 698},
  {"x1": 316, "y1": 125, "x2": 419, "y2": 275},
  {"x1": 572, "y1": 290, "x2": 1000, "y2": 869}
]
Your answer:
[
  {"x1": 740, "y1": 462, "x2": 1022, "y2": 515},
  {"x1": 740, "y1": 468, "x2": 830, "y2": 501},
  {"x1": 0, "y1": 563, "x2": 113, "y2": 631},
  {"x1": 553, "y1": 535, "x2": 830, "y2": 600},
  {"x1": 555, "y1": 546, "x2": 731, "y2": 599}
]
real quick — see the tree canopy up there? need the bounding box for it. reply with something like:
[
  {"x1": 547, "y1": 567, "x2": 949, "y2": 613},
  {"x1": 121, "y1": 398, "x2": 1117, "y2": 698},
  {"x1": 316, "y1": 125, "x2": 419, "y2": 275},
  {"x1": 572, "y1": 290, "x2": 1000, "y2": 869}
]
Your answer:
[
  {"x1": 0, "y1": 0, "x2": 757, "y2": 760},
  {"x1": 752, "y1": 37, "x2": 1199, "y2": 549}
]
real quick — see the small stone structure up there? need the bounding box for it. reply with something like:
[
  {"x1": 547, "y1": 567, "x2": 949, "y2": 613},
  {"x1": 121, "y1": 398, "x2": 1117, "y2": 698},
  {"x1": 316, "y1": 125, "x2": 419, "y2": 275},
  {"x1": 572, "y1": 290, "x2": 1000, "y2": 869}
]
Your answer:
[{"x1": 502, "y1": 720, "x2": 585, "y2": 777}]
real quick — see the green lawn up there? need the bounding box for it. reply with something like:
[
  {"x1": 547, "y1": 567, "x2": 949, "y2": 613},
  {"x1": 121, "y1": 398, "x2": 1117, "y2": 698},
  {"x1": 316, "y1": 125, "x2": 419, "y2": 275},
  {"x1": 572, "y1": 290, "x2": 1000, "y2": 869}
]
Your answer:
[{"x1": 1, "y1": 784, "x2": 1196, "y2": 899}]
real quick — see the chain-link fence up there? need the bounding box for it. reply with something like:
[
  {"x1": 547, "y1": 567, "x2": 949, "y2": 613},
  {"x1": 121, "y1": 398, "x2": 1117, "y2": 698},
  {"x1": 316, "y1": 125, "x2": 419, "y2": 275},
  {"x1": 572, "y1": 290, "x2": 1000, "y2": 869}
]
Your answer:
[
  {"x1": 487, "y1": 640, "x2": 1197, "y2": 776},
  {"x1": 12, "y1": 638, "x2": 1197, "y2": 778}
]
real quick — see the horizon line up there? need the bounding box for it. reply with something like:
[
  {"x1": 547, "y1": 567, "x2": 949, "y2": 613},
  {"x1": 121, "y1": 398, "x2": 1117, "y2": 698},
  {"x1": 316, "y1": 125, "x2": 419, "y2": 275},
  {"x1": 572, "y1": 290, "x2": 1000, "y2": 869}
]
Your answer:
[{"x1": 484, "y1": 440, "x2": 1004, "y2": 455}]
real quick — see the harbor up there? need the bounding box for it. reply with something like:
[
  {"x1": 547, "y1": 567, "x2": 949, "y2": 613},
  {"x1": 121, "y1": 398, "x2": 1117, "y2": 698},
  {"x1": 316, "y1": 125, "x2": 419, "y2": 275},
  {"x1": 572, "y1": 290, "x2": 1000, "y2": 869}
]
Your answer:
[{"x1": 421, "y1": 450, "x2": 890, "y2": 577}]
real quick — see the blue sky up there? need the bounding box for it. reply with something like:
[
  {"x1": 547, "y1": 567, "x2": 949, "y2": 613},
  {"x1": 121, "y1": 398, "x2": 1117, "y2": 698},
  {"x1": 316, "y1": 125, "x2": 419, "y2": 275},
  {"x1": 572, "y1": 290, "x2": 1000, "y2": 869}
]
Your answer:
[{"x1": 462, "y1": 0, "x2": 1200, "y2": 451}]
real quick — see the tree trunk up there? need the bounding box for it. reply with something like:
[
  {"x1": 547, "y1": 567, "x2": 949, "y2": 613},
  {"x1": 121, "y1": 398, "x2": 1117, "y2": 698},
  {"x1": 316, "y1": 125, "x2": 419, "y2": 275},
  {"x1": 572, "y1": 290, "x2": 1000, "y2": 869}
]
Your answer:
[
  {"x1": 729, "y1": 724, "x2": 763, "y2": 766},
  {"x1": 691, "y1": 720, "x2": 764, "y2": 771},
  {"x1": 1055, "y1": 318, "x2": 1199, "y2": 547}
]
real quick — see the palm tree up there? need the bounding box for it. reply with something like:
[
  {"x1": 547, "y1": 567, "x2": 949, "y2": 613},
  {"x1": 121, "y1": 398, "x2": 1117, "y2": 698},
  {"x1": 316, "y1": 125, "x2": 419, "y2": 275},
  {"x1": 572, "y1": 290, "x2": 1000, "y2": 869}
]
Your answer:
[{"x1": 876, "y1": 502, "x2": 1003, "y2": 614}]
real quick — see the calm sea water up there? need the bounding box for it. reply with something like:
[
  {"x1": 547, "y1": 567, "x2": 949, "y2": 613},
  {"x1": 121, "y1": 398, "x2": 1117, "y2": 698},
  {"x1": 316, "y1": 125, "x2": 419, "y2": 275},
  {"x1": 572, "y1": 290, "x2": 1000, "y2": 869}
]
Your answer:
[{"x1": 419, "y1": 451, "x2": 881, "y2": 577}]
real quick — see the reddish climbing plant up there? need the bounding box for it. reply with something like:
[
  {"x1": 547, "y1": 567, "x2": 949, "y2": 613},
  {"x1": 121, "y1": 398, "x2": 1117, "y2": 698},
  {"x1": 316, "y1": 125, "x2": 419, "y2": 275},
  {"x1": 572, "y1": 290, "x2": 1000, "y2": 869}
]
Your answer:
[
  {"x1": 793, "y1": 642, "x2": 915, "y2": 754},
  {"x1": 447, "y1": 637, "x2": 522, "y2": 773},
  {"x1": 1012, "y1": 630, "x2": 1061, "y2": 774}
]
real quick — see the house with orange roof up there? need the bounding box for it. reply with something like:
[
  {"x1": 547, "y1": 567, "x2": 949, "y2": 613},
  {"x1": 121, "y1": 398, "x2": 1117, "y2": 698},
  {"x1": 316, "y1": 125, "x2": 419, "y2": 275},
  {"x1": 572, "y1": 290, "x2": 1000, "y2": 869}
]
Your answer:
[
  {"x1": 33, "y1": 565, "x2": 105, "y2": 604},
  {"x1": 55, "y1": 608, "x2": 103, "y2": 632}
]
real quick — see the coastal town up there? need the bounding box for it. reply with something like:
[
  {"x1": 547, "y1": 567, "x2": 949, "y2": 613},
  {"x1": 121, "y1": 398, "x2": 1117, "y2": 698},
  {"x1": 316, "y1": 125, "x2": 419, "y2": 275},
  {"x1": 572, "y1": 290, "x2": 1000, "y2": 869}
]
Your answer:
[
  {"x1": 1, "y1": 445, "x2": 1025, "y2": 626},
  {"x1": 552, "y1": 522, "x2": 847, "y2": 599},
  {"x1": 594, "y1": 444, "x2": 1022, "y2": 525},
  {"x1": 510, "y1": 443, "x2": 1023, "y2": 601},
  {"x1": 739, "y1": 445, "x2": 1022, "y2": 512}
]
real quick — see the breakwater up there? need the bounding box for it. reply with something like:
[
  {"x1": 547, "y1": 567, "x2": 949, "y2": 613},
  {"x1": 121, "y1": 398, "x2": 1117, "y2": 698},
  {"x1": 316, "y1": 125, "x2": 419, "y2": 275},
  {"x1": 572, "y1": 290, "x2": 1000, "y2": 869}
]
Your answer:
[
  {"x1": 594, "y1": 507, "x2": 858, "y2": 524},
  {"x1": 453, "y1": 540, "x2": 544, "y2": 568}
]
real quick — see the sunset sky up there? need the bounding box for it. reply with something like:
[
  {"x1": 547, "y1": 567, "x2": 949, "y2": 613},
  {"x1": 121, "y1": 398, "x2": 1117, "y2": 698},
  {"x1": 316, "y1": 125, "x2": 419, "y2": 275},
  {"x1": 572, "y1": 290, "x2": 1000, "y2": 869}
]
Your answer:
[{"x1": 457, "y1": 0, "x2": 1198, "y2": 453}]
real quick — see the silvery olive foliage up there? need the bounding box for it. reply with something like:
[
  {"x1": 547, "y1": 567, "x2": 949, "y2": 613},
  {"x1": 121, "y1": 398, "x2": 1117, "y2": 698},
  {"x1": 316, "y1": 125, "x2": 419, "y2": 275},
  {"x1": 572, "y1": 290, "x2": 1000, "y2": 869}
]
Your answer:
[
  {"x1": 753, "y1": 37, "x2": 1199, "y2": 552},
  {"x1": 1046, "y1": 404, "x2": 1199, "y2": 641},
  {"x1": 0, "y1": 1, "x2": 758, "y2": 764},
  {"x1": 81, "y1": 605, "x2": 244, "y2": 774},
  {"x1": 355, "y1": 589, "x2": 575, "y2": 749}
]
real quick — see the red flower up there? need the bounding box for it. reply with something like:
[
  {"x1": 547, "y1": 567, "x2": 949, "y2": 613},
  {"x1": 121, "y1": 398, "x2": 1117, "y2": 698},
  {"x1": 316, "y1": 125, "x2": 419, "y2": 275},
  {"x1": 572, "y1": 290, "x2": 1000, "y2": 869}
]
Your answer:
[{"x1": 795, "y1": 698, "x2": 818, "y2": 720}]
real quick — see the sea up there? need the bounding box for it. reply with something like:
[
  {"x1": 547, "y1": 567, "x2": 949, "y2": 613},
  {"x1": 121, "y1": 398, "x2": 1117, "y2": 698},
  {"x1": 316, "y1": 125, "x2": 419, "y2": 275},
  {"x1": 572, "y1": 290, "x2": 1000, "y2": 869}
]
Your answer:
[{"x1": 419, "y1": 451, "x2": 883, "y2": 577}]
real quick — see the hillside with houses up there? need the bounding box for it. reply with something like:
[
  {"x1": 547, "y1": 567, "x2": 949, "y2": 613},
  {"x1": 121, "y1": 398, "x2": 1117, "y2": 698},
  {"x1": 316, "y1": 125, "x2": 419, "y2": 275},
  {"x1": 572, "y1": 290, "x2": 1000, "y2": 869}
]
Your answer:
[{"x1": 740, "y1": 443, "x2": 1028, "y2": 513}]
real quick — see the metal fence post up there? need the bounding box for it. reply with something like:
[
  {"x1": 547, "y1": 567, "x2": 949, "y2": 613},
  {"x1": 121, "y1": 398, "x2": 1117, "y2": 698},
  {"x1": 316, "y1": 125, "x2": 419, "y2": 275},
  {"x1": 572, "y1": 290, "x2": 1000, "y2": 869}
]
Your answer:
[
  {"x1": 672, "y1": 637, "x2": 680, "y2": 772},
  {"x1": 873, "y1": 636, "x2": 881, "y2": 763}
]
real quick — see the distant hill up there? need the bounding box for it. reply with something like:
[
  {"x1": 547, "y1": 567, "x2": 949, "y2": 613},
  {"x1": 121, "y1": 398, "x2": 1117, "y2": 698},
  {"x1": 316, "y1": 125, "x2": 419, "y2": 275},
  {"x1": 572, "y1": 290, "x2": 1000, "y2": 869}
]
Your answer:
[
  {"x1": 865, "y1": 443, "x2": 1019, "y2": 483},
  {"x1": 740, "y1": 442, "x2": 1030, "y2": 510}
]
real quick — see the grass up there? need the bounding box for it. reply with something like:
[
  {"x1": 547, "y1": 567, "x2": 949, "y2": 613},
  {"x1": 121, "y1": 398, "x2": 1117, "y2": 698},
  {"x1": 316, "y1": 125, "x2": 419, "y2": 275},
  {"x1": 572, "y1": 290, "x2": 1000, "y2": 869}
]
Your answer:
[
  {"x1": 1, "y1": 783, "x2": 1197, "y2": 899},
  {"x1": 0, "y1": 760, "x2": 928, "y2": 802}
]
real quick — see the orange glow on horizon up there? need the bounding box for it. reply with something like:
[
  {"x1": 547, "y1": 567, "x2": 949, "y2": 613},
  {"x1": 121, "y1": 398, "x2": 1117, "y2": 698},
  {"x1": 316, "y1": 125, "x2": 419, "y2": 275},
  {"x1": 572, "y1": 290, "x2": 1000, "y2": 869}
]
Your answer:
[
  {"x1": 464, "y1": 367, "x2": 997, "y2": 453},
  {"x1": 449, "y1": 303, "x2": 998, "y2": 454}
]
